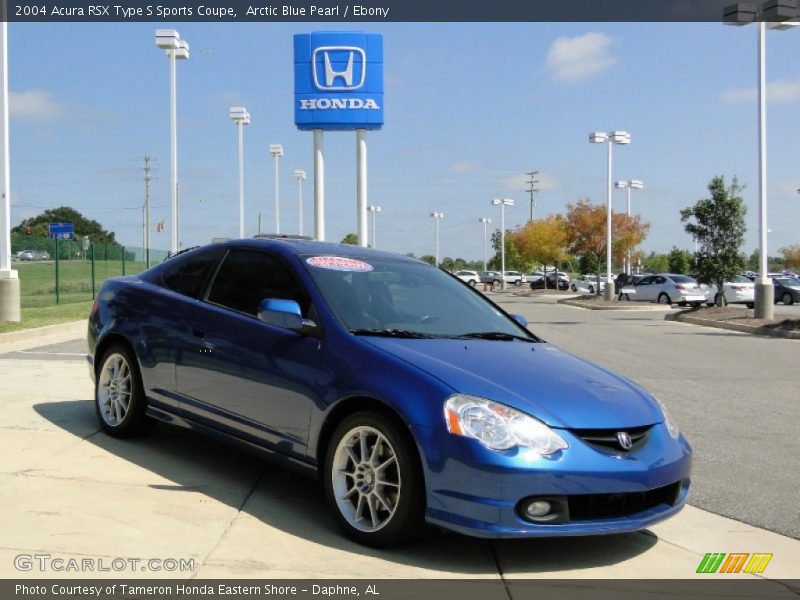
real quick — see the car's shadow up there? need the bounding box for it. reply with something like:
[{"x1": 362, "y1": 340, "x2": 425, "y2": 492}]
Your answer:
[{"x1": 34, "y1": 399, "x2": 658, "y2": 575}]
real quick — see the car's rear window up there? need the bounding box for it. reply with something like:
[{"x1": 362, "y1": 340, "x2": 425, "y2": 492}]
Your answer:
[{"x1": 670, "y1": 275, "x2": 695, "y2": 283}]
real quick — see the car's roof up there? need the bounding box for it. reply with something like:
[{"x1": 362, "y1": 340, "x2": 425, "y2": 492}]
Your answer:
[{"x1": 201, "y1": 237, "x2": 422, "y2": 264}]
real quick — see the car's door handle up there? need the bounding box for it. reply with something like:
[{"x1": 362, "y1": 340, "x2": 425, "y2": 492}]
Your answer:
[{"x1": 191, "y1": 329, "x2": 206, "y2": 339}]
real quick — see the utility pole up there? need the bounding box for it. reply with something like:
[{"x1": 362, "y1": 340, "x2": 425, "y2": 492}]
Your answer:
[
  {"x1": 140, "y1": 155, "x2": 154, "y2": 267},
  {"x1": 525, "y1": 170, "x2": 539, "y2": 223}
]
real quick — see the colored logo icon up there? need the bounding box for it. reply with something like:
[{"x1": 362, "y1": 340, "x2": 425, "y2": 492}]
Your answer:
[{"x1": 696, "y1": 553, "x2": 773, "y2": 574}]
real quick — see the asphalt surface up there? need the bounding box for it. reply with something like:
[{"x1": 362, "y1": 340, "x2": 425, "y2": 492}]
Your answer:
[
  {"x1": 5, "y1": 302, "x2": 799, "y2": 540},
  {"x1": 493, "y1": 296, "x2": 799, "y2": 539}
]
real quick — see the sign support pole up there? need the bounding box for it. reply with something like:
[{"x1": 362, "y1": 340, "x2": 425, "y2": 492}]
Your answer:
[
  {"x1": 356, "y1": 129, "x2": 368, "y2": 247},
  {"x1": 314, "y1": 129, "x2": 325, "y2": 241}
]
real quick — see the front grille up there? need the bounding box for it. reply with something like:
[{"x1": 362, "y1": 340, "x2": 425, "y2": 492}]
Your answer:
[
  {"x1": 570, "y1": 425, "x2": 652, "y2": 453},
  {"x1": 568, "y1": 481, "x2": 682, "y2": 520}
]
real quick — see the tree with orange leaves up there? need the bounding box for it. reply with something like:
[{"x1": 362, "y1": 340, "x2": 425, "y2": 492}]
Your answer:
[{"x1": 512, "y1": 216, "x2": 569, "y2": 287}]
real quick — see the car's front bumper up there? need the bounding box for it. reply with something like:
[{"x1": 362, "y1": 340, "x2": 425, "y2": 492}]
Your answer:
[{"x1": 421, "y1": 424, "x2": 691, "y2": 538}]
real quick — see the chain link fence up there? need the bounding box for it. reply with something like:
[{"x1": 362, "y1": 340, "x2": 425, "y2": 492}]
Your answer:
[{"x1": 12, "y1": 237, "x2": 168, "y2": 308}]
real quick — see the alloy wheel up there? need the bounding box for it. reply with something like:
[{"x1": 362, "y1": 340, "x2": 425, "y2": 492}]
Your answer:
[{"x1": 97, "y1": 353, "x2": 132, "y2": 426}]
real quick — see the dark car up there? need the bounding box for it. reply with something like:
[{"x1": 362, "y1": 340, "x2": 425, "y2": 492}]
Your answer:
[
  {"x1": 530, "y1": 272, "x2": 569, "y2": 291},
  {"x1": 87, "y1": 239, "x2": 690, "y2": 547},
  {"x1": 773, "y1": 277, "x2": 800, "y2": 305}
]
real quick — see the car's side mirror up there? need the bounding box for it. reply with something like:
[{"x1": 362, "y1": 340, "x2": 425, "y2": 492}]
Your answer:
[
  {"x1": 257, "y1": 298, "x2": 319, "y2": 336},
  {"x1": 511, "y1": 314, "x2": 528, "y2": 327}
]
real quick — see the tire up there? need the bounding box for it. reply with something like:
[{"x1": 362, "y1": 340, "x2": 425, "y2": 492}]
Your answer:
[
  {"x1": 468, "y1": 280, "x2": 476, "y2": 287},
  {"x1": 784, "y1": 292, "x2": 794, "y2": 306},
  {"x1": 746, "y1": 302, "x2": 755, "y2": 309},
  {"x1": 324, "y1": 411, "x2": 425, "y2": 548},
  {"x1": 570, "y1": 284, "x2": 577, "y2": 292},
  {"x1": 95, "y1": 343, "x2": 154, "y2": 438},
  {"x1": 588, "y1": 286, "x2": 594, "y2": 294},
  {"x1": 492, "y1": 280, "x2": 501, "y2": 291},
  {"x1": 514, "y1": 279, "x2": 522, "y2": 287},
  {"x1": 678, "y1": 301, "x2": 687, "y2": 307},
  {"x1": 622, "y1": 293, "x2": 631, "y2": 301},
  {"x1": 657, "y1": 293, "x2": 671, "y2": 305}
]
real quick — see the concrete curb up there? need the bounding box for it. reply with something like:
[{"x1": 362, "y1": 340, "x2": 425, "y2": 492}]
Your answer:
[
  {"x1": 0, "y1": 319, "x2": 87, "y2": 353},
  {"x1": 666, "y1": 312, "x2": 800, "y2": 340},
  {"x1": 558, "y1": 298, "x2": 673, "y2": 311}
]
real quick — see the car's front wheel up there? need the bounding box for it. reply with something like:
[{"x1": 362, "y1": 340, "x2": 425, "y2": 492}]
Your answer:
[
  {"x1": 95, "y1": 344, "x2": 154, "y2": 437},
  {"x1": 658, "y1": 293, "x2": 671, "y2": 305},
  {"x1": 783, "y1": 292, "x2": 794, "y2": 306},
  {"x1": 324, "y1": 412, "x2": 425, "y2": 547},
  {"x1": 468, "y1": 279, "x2": 476, "y2": 287}
]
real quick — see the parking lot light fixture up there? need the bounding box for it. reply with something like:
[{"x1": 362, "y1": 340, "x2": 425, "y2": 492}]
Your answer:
[
  {"x1": 367, "y1": 205, "x2": 382, "y2": 248},
  {"x1": 270, "y1": 144, "x2": 284, "y2": 234},
  {"x1": 615, "y1": 179, "x2": 644, "y2": 274},
  {"x1": 724, "y1": 1, "x2": 798, "y2": 319},
  {"x1": 430, "y1": 212, "x2": 444, "y2": 267},
  {"x1": 293, "y1": 170, "x2": 307, "y2": 236},
  {"x1": 479, "y1": 217, "x2": 492, "y2": 272},
  {"x1": 155, "y1": 29, "x2": 189, "y2": 254},
  {"x1": 491, "y1": 199, "x2": 514, "y2": 290},
  {"x1": 590, "y1": 130, "x2": 631, "y2": 299},
  {"x1": 229, "y1": 107, "x2": 250, "y2": 238}
]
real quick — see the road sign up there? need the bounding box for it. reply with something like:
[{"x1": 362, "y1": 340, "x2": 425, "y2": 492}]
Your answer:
[{"x1": 48, "y1": 223, "x2": 75, "y2": 241}]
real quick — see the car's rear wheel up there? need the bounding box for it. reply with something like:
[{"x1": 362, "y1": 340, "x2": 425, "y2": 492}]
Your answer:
[
  {"x1": 324, "y1": 412, "x2": 425, "y2": 547},
  {"x1": 746, "y1": 302, "x2": 755, "y2": 309},
  {"x1": 95, "y1": 344, "x2": 154, "y2": 438},
  {"x1": 588, "y1": 285, "x2": 594, "y2": 294},
  {"x1": 658, "y1": 293, "x2": 671, "y2": 305},
  {"x1": 783, "y1": 292, "x2": 794, "y2": 306},
  {"x1": 468, "y1": 279, "x2": 476, "y2": 287}
]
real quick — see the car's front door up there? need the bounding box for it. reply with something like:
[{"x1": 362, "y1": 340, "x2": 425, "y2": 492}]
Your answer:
[
  {"x1": 634, "y1": 276, "x2": 655, "y2": 301},
  {"x1": 175, "y1": 248, "x2": 321, "y2": 457}
]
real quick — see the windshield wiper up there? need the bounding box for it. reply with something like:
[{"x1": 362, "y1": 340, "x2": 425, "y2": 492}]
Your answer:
[
  {"x1": 350, "y1": 328, "x2": 437, "y2": 339},
  {"x1": 454, "y1": 331, "x2": 539, "y2": 343}
]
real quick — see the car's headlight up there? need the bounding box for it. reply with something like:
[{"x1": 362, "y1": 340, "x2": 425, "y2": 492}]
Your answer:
[
  {"x1": 656, "y1": 397, "x2": 680, "y2": 438},
  {"x1": 444, "y1": 395, "x2": 568, "y2": 454}
]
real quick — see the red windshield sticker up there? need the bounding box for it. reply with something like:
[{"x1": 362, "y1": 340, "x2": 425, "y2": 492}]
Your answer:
[{"x1": 306, "y1": 256, "x2": 374, "y2": 272}]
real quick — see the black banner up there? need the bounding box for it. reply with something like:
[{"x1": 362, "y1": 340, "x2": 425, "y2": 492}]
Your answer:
[{"x1": 0, "y1": 0, "x2": 782, "y2": 23}]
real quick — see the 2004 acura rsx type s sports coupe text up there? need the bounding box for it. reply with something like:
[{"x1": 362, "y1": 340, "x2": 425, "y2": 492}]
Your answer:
[{"x1": 87, "y1": 238, "x2": 691, "y2": 547}]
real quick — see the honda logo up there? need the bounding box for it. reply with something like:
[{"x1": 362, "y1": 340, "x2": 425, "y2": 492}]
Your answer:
[
  {"x1": 616, "y1": 432, "x2": 633, "y2": 450},
  {"x1": 312, "y1": 46, "x2": 366, "y2": 91}
]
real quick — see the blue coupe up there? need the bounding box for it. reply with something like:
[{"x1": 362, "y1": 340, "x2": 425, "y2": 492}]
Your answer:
[{"x1": 87, "y1": 238, "x2": 691, "y2": 547}]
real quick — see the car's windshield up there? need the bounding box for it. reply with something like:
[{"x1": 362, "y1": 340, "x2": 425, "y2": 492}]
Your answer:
[
  {"x1": 303, "y1": 255, "x2": 535, "y2": 339},
  {"x1": 777, "y1": 278, "x2": 800, "y2": 286}
]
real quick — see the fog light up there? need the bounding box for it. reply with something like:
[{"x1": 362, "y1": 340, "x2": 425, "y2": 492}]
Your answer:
[{"x1": 524, "y1": 500, "x2": 551, "y2": 518}]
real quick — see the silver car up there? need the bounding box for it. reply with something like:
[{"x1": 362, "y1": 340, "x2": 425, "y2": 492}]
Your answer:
[{"x1": 620, "y1": 273, "x2": 707, "y2": 306}]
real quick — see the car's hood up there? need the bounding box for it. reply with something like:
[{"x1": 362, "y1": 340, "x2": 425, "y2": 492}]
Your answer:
[{"x1": 362, "y1": 338, "x2": 663, "y2": 429}]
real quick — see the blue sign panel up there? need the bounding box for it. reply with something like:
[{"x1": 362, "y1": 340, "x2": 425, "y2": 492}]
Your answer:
[
  {"x1": 294, "y1": 31, "x2": 384, "y2": 131},
  {"x1": 48, "y1": 222, "x2": 75, "y2": 241}
]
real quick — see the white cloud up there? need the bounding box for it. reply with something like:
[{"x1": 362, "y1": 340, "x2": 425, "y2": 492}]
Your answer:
[
  {"x1": 9, "y1": 90, "x2": 67, "y2": 122},
  {"x1": 722, "y1": 79, "x2": 800, "y2": 104},
  {"x1": 451, "y1": 161, "x2": 483, "y2": 173},
  {"x1": 545, "y1": 33, "x2": 618, "y2": 84}
]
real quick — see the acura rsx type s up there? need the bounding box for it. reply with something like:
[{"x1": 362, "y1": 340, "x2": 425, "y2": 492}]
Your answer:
[{"x1": 87, "y1": 238, "x2": 691, "y2": 547}]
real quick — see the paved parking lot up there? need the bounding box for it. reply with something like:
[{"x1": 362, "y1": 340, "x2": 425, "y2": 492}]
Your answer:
[{"x1": 0, "y1": 305, "x2": 798, "y2": 582}]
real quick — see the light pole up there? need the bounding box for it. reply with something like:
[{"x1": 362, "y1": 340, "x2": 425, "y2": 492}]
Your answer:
[
  {"x1": 155, "y1": 29, "x2": 189, "y2": 255},
  {"x1": 270, "y1": 144, "x2": 284, "y2": 234},
  {"x1": 615, "y1": 179, "x2": 644, "y2": 275},
  {"x1": 590, "y1": 131, "x2": 631, "y2": 300},
  {"x1": 229, "y1": 107, "x2": 250, "y2": 239},
  {"x1": 430, "y1": 212, "x2": 444, "y2": 267},
  {"x1": 0, "y1": 16, "x2": 19, "y2": 322},
  {"x1": 294, "y1": 170, "x2": 306, "y2": 236},
  {"x1": 491, "y1": 199, "x2": 514, "y2": 290},
  {"x1": 725, "y1": 2, "x2": 798, "y2": 319},
  {"x1": 479, "y1": 217, "x2": 491, "y2": 272},
  {"x1": 367, "y1": 205, "x2": 382, "y2": 248}
]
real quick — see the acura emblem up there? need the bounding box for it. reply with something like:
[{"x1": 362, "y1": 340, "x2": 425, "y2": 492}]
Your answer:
[{"x1": 617, "y1": 431, "x2": 633, "y2": 450}]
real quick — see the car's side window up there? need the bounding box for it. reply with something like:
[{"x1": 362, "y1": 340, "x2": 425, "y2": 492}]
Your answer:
[
  {"x1": 638, "y1": 277, "x2": 652, "y2": 286},
  {"x1": 161, "y1": 246, "x2": 226, "y2": 299},
  {"x1": 207, "y1": 250, "x2": 311, "y2": 317},
  {"x1": 655, "y1": 277, "x2": 666, "y2": 284}
]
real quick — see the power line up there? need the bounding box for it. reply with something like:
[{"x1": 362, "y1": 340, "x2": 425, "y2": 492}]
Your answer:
[{"x1": 525, "y1": 170, "x2": 540, "y2": 222}]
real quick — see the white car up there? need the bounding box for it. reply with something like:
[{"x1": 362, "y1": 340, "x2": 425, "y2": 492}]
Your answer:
[
  {"x1": 527, "y1": 271, "x2": 544, "y2": 284},
  {"x1": 454, "y1": 270, "x2": 480, "y2": 286},
  {"x1": 705, "y1": 276, "x2": 755, "y2": 308},
  {"x1": 503, "y1": 271, "x2": 525, "y2": 286},
  {"x1": 571, "y1": 275, "x2": 605, "y2": 294}
]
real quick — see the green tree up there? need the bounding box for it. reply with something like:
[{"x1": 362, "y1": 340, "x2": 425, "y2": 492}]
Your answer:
[
  {"x1": 681, "y1": 176, "x2": 747, "y2": 305},
  {"x1": 13, "y1": 206, "x2": 117, "y2": 244},
  {"x1": 642, "y1": 252, "x2": 669, "y2": 273},
  {"x1": 419, "y1": 254, "x2": 436, "y2": 266},
  {"x1": 667, "y1": 246, "x2": 692, "y2": 275},
  {"x1": 340, "y1": 233, "x2": 358, "y2": 245},
  {"x1": 489, "y1": 229, "x2": 525, "y2": 272}
]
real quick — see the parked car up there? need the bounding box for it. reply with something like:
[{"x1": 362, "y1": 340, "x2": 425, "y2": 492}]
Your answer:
[
  {"x1": 773, "y1": 276, "x2": 800, "y2": 305},
  {"x1": 571, "y1": 275, "x2": 605, "y2": 294},
  {"x1": 18, "y1": 250, "x2": 36, "y2": 261},
  {"x1": 531, "y1": 272, "x2": 570, "y2": 291},
  {"x1": 527, "y1": 271, "x2": 544, "y2": 284},
  {"x1": 454, "y1": 270, "x2": 480, "y2": 286},
  {"x1": 36, "y1": 250, "x2": 50, "y2": 260},
  {"x1": 88, "y1": 239, "x2": 691, "y2": 547},
  {"x1": 705, "y1": 276, "x2": 755, "y2": 308},
  {"x1": 620, "y1": 274, "x2": 706, "y2": 306},
  {"x1": 503, "y1": 271, "x2": 525, "y2": 286},
  {"x1": 479, "y1": 271, "x2": 502, "y2": 287}
]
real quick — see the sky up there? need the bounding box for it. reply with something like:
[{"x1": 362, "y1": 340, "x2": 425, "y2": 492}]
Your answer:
[{"x1": 7, "y1": 21, "x2": 800, "y2": 261}]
